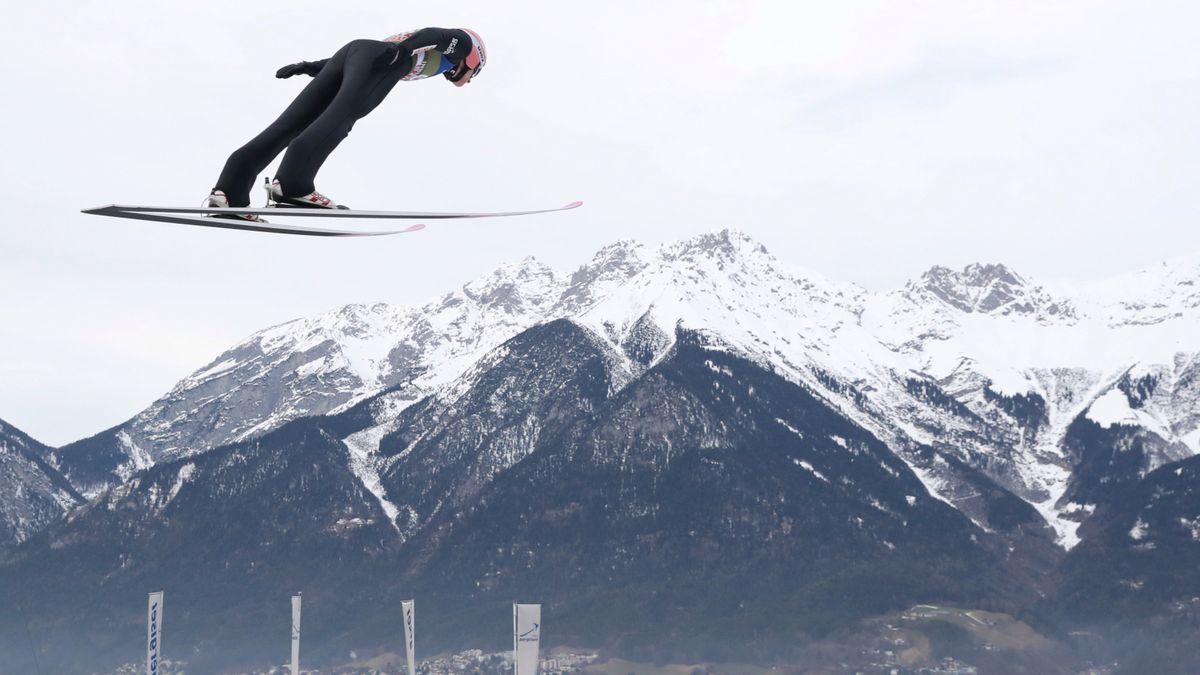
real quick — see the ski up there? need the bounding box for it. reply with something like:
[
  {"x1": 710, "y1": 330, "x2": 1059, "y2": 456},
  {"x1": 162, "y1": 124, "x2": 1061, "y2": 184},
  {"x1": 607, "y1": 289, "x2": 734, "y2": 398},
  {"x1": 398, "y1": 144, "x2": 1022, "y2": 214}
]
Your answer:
[
  {"x1": 82, "y1": 200, "x2": 582, "y2": 220},
  {"x1": 82, "y1": 208, "x2": 424, "y2": 237}
]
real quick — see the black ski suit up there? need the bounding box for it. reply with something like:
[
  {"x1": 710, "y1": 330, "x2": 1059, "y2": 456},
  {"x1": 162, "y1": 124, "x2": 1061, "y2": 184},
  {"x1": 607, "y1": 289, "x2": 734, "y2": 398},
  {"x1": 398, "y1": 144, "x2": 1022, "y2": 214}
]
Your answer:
[{"x1": 214, "y1": 28, "x2": 474, "y2": 206}]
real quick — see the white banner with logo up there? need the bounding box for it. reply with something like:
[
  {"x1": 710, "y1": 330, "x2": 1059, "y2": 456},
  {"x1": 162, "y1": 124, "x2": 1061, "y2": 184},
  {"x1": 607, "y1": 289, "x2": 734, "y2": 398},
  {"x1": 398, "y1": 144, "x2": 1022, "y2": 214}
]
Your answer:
[
  {"x1": 402, "y1": 599, "x2": 416, "y2": 675},
  {"x1": 291, "y1": 594, "x2": 302, "y2": 675},
  {"x1": 513, "y1": 603, "x2": 541, "y2": 675},
  {"x1": 146, "y1": 591, "x2": 163, "y2": 675}
]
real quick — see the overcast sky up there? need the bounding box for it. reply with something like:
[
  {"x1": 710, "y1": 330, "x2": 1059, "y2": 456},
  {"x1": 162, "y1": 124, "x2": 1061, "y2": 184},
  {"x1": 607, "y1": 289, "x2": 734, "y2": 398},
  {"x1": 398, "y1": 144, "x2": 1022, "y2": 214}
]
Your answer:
[{"x1": 1, "y1": 1, "x2": 1197, "y2": 445}]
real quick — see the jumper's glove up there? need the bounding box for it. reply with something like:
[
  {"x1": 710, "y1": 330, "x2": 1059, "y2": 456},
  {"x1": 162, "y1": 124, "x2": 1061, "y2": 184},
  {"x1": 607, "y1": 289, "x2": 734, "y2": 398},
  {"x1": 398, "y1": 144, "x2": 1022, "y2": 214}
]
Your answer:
[{"x1": 275, "y1": 61, "x2": 324, "y2": 79}]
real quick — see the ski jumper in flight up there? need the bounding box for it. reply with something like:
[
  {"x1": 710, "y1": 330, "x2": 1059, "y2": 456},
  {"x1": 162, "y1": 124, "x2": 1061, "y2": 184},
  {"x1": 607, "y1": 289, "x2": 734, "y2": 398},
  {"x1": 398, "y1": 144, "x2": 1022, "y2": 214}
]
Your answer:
[{"x1": 206, "y1": 28, "x2": 486, "y2": 219}]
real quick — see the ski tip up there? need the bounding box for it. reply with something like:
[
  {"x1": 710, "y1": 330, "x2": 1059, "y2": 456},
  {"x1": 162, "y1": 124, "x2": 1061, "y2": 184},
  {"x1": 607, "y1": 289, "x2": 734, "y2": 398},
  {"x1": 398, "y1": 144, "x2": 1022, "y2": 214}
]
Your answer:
[
  {"x1": 343, "y1": 223, "x2": 425, "y2": 237},
  {"x1": 563, "y1": 200, "x2": 583, "y2": 210},
  {"x1": 370, "y1": 223, "x2": 425, "y2": 236}
]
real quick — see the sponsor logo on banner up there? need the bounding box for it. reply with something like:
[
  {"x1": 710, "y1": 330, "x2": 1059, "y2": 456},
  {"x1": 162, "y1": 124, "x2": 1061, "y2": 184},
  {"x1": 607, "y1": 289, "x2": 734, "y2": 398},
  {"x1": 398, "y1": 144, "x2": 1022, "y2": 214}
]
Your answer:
[
  {"x1": 406, "y1": 607, "x2": 414, "y2": 650},
  {"x1": 148, "y1": 601, "x2": 160, "y2": 674},
  {"x1": 403, "y1": 600, "x2": 417, "y2": 675},
  {"x1": 518, "y1": 622, "x2": 540, "y2": 642}
]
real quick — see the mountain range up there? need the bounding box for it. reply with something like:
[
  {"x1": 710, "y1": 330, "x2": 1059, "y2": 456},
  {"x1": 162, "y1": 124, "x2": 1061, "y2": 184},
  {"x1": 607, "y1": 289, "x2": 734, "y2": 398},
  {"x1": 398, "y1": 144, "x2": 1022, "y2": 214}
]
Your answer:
[{"x1": 2, "y1": 230, "x2": 1198, "y2": 673}]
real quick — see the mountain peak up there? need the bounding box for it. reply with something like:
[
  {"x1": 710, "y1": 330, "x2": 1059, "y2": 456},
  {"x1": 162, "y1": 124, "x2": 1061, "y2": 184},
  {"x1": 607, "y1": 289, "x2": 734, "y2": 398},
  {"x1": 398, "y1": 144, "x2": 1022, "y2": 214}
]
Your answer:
[
  {"x1": 962, "y1": 262, "x2": 1026, "y2": 287},
  {"x1": 462, "y1": 256, "x2": 561, "y2": 313},
  {"x1": 917, "y1": 263, "x2": 1048, "y2": 315},
  {"x1": 556, "y1": 241, "x2": 650, "y2": 315},
  {"x1": 578, "y1": 240, "x2": 650, "y2": 280},
  {"x1": 663, "y1": 228, "x2": 771, "y2": 264}
]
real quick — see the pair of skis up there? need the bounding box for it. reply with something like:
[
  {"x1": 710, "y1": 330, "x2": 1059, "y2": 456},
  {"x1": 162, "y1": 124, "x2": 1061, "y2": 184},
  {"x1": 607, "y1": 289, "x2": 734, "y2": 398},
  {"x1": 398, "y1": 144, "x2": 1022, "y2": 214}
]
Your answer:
[{"x1": 81, "y1": 200, "x2": 583, "y2": 237}]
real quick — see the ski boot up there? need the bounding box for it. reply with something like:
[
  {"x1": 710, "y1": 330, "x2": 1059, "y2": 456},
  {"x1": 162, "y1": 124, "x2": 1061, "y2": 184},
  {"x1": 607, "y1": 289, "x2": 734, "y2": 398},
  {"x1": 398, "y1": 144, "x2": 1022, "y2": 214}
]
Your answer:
[
  {"x1": 203, "y1": 190, "x2": 267, "y2": 222},
  {"x1": 265, "y1": 178, "x2": 350, "y2": 210}
]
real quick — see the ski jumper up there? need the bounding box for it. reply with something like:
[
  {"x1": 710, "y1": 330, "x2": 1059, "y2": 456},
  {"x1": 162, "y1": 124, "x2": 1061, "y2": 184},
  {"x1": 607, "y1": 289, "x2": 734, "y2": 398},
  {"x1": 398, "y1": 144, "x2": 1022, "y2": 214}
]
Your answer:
[{"x1": 214, "y1": 28, "x2": 476, "y2": 207}]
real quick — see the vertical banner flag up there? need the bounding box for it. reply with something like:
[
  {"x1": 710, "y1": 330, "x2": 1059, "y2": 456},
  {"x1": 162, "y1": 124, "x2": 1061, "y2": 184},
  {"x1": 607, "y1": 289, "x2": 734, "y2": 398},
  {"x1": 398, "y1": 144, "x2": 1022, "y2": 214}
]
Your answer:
[
  {"x1": 402, "y1": 599, "x2": 416, "y2": 675},
  {"x1": 146, "y1": 591, "x2": 163, "y2": 675},
  {"x1": 291, "y1": 594, "x2": 302, "y2": 675},
  {"x1": 513, "y1": 603, "x2": 541, "y2": 675}
]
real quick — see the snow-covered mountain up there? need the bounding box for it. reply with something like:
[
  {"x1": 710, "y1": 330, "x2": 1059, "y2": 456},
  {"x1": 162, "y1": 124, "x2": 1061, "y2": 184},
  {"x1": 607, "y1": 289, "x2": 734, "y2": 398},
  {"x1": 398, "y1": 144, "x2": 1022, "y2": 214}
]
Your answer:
[
  {"x1": 0, "y1": 418, "x2": 82, "y2": 546},
  {"x1": 51, "y1": 258, "x2": 565, "y2": 496},
  {"x1": 3, "y1": 320, "x2": 1035, "y2": 673},
  {"x1": 47, "y1": 231, "x2": 1200, "y2": 549},
  {"x1": 860, "y1": 255, "x2": 1200, "y2": 545},
  {"x1": 6, "y1": 230, "x2": 1200, "y2": 672}
]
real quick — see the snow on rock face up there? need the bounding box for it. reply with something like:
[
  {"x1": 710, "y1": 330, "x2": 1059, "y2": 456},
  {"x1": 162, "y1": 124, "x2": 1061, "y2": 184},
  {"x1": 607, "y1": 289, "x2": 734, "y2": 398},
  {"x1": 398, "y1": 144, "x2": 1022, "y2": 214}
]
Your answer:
[
  {"x1": 1129, "y1": 517, "x2": 1150, "y2": 541},
  {"x1": 92, "y1": 260, "x2": 571, "y2": 472},
  {"x1": 554, "y1": 240, "x2": 650, "y2": 315},
  {"x1": 917, "y1": 263, "x2": 1077, "y2": 318},
  {"x1": 867, "y1": 256, "x2": 1200, "y2": 377},
  {"x1": 0, "y1": 418, "x2": 81, "y2": 546},
  {"x1": 1060, "y1": 254, "x2": 1200, "y2": 327},
  {"x1": 461, "y1": 257, "x2": 561, "y2": 314},
  {"x1": 1181, "y1": 516, "x2": 1200, "y2": 541},
  {"x1": 573, "y1": 230, "x2": 875, "y2": 381}
]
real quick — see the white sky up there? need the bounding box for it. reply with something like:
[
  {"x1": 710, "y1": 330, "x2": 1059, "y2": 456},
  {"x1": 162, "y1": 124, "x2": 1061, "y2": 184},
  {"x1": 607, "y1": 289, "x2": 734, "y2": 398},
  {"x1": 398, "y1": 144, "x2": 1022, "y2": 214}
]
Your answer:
[{"x1": 1, "y1": 1, "x2": 1197, "y2": 445}]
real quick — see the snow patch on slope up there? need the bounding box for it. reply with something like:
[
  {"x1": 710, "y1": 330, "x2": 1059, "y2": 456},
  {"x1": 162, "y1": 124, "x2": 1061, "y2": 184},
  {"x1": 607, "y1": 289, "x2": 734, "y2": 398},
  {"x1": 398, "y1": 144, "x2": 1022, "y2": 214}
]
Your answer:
[
  {"x1": 343, "y1": 426, "x2": 402, "y2": 534},
  {"x1": 1088, "y1": 389, "x2": 1140, "y2": 429},
  {"x1": 793, "y1": 458, "x2": 830, "y2": 483},
  {"x1": 154, "y1": 462, "x2": 195, "y2": 513}
]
